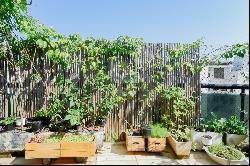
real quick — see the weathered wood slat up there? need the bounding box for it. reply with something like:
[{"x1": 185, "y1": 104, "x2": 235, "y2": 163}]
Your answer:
[{"x1": 0, "y1": 43, "x2": 200, "y2": 141}]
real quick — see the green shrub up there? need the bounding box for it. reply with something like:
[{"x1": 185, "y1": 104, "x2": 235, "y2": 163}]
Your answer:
[
  {"x1": 225, "y1": 116, "x2": 248, "y2": 135},
  {"x1": 0, "y1": 116, "x2": 15, "y2": 125},
  {"x1": 208, "y1": 143, "x2": 245, "y2": 160},
  {"x1": 150, "y1": 124, "x2": 168, "y2": 138},
  {"x1": 171, "y1": 128, "x2": 192, "y2": 142},
  {"x1": 204, "y1": 113, "x2": 226, "y2": 133}
]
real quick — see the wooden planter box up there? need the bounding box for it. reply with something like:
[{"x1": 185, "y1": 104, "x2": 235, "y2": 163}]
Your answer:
[
  {"x1": 167, "y1": 135, "x2": 191, "y2": 156},
  {"x1": 147, "y1": 137, "x2": 166, "y2": 152},
  {"x1": 61, "y1": 135, "x2": 96, "y2": 157},
  {"x1": 125, "y1": 133, "x2": 145, "y2": 152},
  {"x1": 25, "y1": 132, "x2": 60, "y2": 159}
]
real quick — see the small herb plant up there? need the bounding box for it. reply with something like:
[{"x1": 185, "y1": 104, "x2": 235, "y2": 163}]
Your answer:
[
  {"x1": 204, "y1": 113, "x2": 226, "y2": 133},
  {"x1": 43, "y1": 134, "x2": 64, "y2": 143},
  {"x1": 35, "y1": 109, "x2": 54, "y2": 118},
  {"x1": 150, "y1": 124, "x2": 168, "y2": 138},
  {"x1": 208, "y1": 143, "x2": 245, "y2": 160},
  {"x1": 63, "y1": 134, "x2": 95, "y2": 143},
  {"x1": 171, "y1": 128, "x2": 192, "y2": 142},
  {"x1": 225, "y1": 116, "x2": 248, "y2": 135},
  {"x1": 204, "y1": 114, "x2": 248, "y2": 135},
  {"x1": 0, "y1": 116, "x2": 15, "y2": 125}
]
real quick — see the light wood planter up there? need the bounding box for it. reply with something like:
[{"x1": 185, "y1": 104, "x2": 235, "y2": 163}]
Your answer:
[
  {"x1": 147, "y1": 137, "x2": 166, "y2": 152},
  {"x1": 25, "y1": 142, "x2": 60, "y2": 159},
  {"x1": 25, "y1": 132, "x2": 60, "y2": 159},
  {"x1": 25, "y1": 133, "x2": 96, "y2": 160},
  {"x1": 167, "y1": 135, "x2": 191, "y2": 156},
  {"x1": 126, "y1": 133, "x2": 145, "y2": 151},
  {"x1": 61, "y1": 135, "x2": 96, "y2": 157}
]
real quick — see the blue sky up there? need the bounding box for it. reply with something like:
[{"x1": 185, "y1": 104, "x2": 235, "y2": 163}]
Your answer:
[{"x1": 28, "y1": 0, "x2": 249, "y2": 45}]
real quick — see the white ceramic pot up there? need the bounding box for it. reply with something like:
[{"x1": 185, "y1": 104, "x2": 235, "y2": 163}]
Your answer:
[
  {"x1": 192, "y1": 131, "x2": 223, "y2": 150},
  {"x1": 15, "y1": 118, "x2": 26, "y2": 126},
  {"x1": 204, "y1": 146, "x2": 245, "y2": 165},
  {"x1": 201, "y1": 135, "x2": 213, "y2": 146},
  {"x1": 226, "y1": 134, "x2": 248, "y2": 146}
]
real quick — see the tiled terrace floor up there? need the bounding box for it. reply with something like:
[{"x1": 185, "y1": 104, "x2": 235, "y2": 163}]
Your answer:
[{"x1": 0, "y1": 142, "x2": 249, "y2": 165}]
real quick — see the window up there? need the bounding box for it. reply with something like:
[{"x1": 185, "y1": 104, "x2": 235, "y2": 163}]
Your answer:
[{"x1": 214, "y1": 68, "x2": 224, "y2": 79}]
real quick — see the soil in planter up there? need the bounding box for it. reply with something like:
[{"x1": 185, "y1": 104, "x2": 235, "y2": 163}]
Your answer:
[
  {"x1": 28, "y1": 134, "x2": 46, "y2": 143},
  {"x1": 202, "y1": 135, "x2": 212, "y2": 139},
  {"x1": 95, "y1": 118, "x2": 106, "y2": 126}
]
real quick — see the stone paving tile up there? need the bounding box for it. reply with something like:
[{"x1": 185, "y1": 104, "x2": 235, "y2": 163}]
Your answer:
[
  {"x1": 137, "y1": 159, "x2": 180, "y2": 165},
  {"x1": 0, "y1": 157, "x2": 16, "y2": 165},
  {"x1": 0, "y1": 142, "x2": 249, "y2": 165},
  {"x1": 96, "y1": 160, "x2": 138, "y2": 165},
  {"x1": 135, "y1": 154, "x2": 170, "y2": 160},
  {"x1": 174, "y1": 159, "x2": 218, "y2": 165}
]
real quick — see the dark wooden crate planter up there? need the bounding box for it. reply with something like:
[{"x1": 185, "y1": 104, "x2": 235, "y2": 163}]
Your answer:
[
  {"x1": 147, "y1": 137, "x2": 166, "y2": 152},
  {"x1": 126, "y1": 133, "x2": 145, "y2": 151}
]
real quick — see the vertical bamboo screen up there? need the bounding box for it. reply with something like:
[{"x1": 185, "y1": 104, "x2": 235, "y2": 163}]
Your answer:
[{"x1": 0, "y1": 43, "x2": 200, "y2": 140}]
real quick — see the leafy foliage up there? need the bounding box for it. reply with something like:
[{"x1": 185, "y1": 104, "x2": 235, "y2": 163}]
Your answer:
[
  {"x1": 161, "y1": 87, "x2": 195, "y2": 129},
  {"x1": 35, "y1": 108, "x2": 54, "y2": 118},
  {"x1": 225, "y1": 116, "x2": 248, "y2": 135},
  {"x1": 0, "y1": 116, "x2": 15, "y2": 125},
  {"x1": 150, "y1": 124, "x2": 169, "y2": 138},
  {"x1": 171, "y1": 128, "x2": 193, "y2": 142},
  {"x1": 208, "y1": 143, "x2": 245, "y2": 160},
  {"x1": 203, "y1": 114, "x2": 248, "y2": 135},
  {"x1": 223, "y1": 43, "x2": 249, "y2": 59},
  {"x1": 204, "y1": 113, "x2": 227, "y2": 133}
]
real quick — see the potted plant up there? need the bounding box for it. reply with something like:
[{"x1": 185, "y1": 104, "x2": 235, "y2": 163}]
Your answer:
[
  {"x1": 201, "y1": 135, "x2": 213, "y2": 146},
  {"x1": 125, "y1": 122, "x2": 145, "y2": 152},
  {"x1": 224, "y1": 116, "x2": 248, "y2": 146},
  {"x1": 167, "y1": 128, "x2": 193, "y2": 156},
  {"x1": 15, "y1": 117, "x2": 26, "y2": 127},
  {"x1": 192, "y1": 114, "x2": 226, "y2": 150},
  {"x1": 141, "y1": 124, "x2": 152, "y2": 138},
  {"x1": 204, "y1": 143, "x2": 246, "y2": 165},
  {"x1": 0, "y1": 116, "x2": 15, "y2": 131},
  {"x1": 34, "y1": 108, "x2": 52, "y2": 126},
  {"x1": 147, "y1": 124, "x2": 168, "y2": 152}
]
